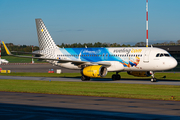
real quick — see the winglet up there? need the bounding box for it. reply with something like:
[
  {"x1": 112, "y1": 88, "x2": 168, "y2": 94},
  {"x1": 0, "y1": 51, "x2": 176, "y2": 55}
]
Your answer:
[{"x1": 2, "y1": 41, "x2": 11, "y2": 55}]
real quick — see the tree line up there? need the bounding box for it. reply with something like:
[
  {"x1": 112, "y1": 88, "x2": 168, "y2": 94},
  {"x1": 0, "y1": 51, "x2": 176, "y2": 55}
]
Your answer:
[
  {"x1": 1, "y1": 40, "x2": 180, "y2": 56},
  {"x1": 135, "y1": 40, "x2": 180, "y2": 46}
]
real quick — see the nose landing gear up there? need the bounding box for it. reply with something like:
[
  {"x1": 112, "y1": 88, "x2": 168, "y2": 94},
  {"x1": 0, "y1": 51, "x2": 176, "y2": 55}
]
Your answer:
[{"x1": 150, "y1": 71, "x2": 157, "y2": 82}]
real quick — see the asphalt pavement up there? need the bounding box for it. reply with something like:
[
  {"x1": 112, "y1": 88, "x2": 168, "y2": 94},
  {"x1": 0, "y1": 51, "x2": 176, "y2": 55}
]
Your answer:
[
  {"x1": 0, "y1": 92, "x2": 180, "y2": 120},
  {"x1": 1, "y1": 63, "x2": 78, "y2": 73}
]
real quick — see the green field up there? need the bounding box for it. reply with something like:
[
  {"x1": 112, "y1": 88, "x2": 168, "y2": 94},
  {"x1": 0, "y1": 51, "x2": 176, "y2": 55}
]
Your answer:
[
  {"x1": 1, "y1": 56, "x2": 46, "y2": 63},
  {"x1": 0, "y1": 79, "x2": 180, "y2": 101},
  {"x1": 0, "y1": 72, "x2": 180, "y2": 101}
]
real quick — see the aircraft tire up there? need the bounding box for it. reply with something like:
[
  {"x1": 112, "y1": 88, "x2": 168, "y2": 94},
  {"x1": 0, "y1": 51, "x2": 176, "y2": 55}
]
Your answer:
[
  {"x1": 81, "y1": 76, "x2": 86, "y2": 81},
  {"x1": 81, "y1": 76, "x2": 90, "y2": 81},
  {"x1": 86, "y1": 77, "x2": 90, "y2": 81},
  {"x1": 117, "y1": 75, "x2": 121, "y2": 80},
  {"x1": 151, "y1": 78, "x2": 157, "y2": 82},
  {"x1": 112, "y1": 74, "x2": 116, "y2": 81},
  {"x1": 112, "y1": 74, "x2": 120, "y2": 81}
]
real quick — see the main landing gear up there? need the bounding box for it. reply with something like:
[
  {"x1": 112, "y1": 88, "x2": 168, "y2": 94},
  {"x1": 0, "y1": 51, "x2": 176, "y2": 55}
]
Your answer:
[
  {"x1": 112, "y1": 72, "x2": 121, "y2": 81},
  {"x1": 150, "y1": 71, "x2": 157, "y2": 82},
  {"x1": 80, "y1": 66, "x2": 91, "y2": 81},
  {"x1": 81, "y1": 75, "x2": 90, "y2": 81}
]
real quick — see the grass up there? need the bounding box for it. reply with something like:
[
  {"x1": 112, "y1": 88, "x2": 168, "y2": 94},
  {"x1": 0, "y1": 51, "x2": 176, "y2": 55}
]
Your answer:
[
  {"x1": 0, "y1": 72, "x2": 180, "y2": 80},
  {"x1": 0, "y1": 72, "x2": 179, "y2": 101},
  {"x1": 0, "y1": 79, "x2": 180, "y2": 101}
]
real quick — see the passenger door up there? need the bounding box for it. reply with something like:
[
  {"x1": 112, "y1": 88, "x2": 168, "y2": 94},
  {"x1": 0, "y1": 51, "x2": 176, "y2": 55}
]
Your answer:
[{"x1": 143, "y1": 50, "x2": 151, "y2": 63}]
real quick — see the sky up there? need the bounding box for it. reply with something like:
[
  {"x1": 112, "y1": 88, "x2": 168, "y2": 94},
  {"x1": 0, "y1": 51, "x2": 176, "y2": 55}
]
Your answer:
[{"x1": 0, "y1": 0, "x2": 180, "y2": 46}]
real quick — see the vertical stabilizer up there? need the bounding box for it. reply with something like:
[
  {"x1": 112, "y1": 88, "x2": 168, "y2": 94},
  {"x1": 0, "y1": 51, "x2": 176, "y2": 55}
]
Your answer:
[{"x1": 35, "y1": 19, "x2": 58, "y2": 50}]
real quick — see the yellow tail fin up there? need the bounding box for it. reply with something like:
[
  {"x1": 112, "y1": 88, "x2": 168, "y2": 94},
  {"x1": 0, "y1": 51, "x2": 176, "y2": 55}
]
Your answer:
[{"x1": 2, "y1": 41, "x2": 11, "y2": 55}]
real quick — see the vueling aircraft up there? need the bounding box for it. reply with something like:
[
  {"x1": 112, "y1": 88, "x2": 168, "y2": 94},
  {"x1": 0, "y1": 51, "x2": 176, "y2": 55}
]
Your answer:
[{"x1": 2, "y1": 19, "x2": 178, "y2": 82}]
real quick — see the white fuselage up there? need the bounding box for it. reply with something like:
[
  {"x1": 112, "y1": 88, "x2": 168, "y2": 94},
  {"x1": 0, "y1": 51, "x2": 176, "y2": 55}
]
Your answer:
[
  {"x1": 36, "y1": 47, "x2": 177, "y2": 72},
  {"x1": 0, "y1": 59, "x2": 9, "y2": 64}
]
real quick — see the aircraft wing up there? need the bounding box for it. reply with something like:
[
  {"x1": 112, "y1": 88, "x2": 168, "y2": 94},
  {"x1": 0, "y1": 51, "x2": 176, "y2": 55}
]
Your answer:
[
  {"x1": 2, "y1": 41, "x2": 111, "y2": 66},
  {"x1": 4, "y1": 54, "x2": 111, "y2": 66}
]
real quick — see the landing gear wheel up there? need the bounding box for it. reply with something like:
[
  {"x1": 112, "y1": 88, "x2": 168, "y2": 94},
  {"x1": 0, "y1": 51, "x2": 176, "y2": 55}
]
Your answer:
[
  {"x1": 117, "y1": 75, "x2": 121, "y2": 80},
  {"x1": 81, "y1": 76, "x2": 86, "y2": 81},
  {"x1": 86, "y1": 77, "x2": 90, "y2": 81},
  {"x1": 150, "y1": 71, "x2": 157, "y2": 82},
  {"x1": 112, "y1": 74, "x2": 116, "y2": 81},
  {"x1": 81, "y1": 76, "x2": 90, "y2": 81},
  {"x1": 151, "y1": 78, "x2": 156, "y2": 82},
  {"x1": 112, "y1": 74, "x2": 121, "y2": 81}
]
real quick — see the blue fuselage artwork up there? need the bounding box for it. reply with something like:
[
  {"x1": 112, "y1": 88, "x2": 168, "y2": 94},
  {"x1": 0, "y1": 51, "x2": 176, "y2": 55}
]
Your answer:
[{"x1": 57, "y1": 47, "x2": 141, "y2": 68}]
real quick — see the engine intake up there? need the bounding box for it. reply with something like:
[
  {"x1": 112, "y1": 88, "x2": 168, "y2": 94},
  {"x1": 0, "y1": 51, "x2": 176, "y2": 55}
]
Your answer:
[{"x1": 82, "y1": 65, "x2": 107, "y2": 78}]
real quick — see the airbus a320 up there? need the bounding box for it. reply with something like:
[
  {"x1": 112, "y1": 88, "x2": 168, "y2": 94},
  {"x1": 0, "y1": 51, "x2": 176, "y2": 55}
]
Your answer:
[{"x1": 2, "y1": 19, "x2": 178, "y2": 82}]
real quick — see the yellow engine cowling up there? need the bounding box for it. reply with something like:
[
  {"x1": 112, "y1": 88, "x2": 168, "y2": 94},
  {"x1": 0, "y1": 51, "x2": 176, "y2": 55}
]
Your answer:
[
  {"x1": 82, "y1": 65, "x2": 107, "y2": 78},
  {"x1": 127, "y1": 71, "x2": 151, "y2": 77}
]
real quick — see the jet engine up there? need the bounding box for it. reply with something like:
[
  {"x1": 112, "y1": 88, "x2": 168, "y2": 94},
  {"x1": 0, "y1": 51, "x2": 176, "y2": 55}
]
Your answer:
[
  {"x1": 82, "y1": 65, "x2": 107, "y2": 78},
  {"x1": 127, "y1": 71, "x2": 152, "y2": 77}
]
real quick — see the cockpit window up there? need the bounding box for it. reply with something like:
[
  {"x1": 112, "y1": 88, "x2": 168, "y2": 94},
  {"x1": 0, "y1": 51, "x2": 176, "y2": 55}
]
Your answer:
[
  {"x1": 156, "y1": 53, "x2": 170, "y2": 57},
  {"x1": 160, "y1": 54, "x2": 163, "y2": 57},
  {"x1": 156, "y1": 53, "x2": 160, "y2": 57},
  {"x1": 164, "y1": 54, "x2": 170, "y2": 57}
]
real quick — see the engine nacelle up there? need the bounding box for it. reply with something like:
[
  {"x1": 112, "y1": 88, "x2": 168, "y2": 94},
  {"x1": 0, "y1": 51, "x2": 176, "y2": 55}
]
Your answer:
[
  {"x1": 82, "y1": 65, "x2": 107, "y2": 78},
  {"x1": 127, "y1": 71, "x2": 152, "y2": 77}
]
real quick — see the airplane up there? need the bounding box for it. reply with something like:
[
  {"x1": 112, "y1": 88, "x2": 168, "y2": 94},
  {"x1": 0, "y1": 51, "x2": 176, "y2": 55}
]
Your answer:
[
  {"x1": 0, "y1": 59, "x2": 9, "y2": 64},
  {"x1": 2, "y1": 18, "x2": 178, "y2": 82}
]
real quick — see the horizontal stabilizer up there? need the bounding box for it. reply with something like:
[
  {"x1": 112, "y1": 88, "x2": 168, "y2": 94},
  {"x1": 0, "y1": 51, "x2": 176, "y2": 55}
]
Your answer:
[{"x1": 11, "y1": 51, "x2": 43, "y2": 56}]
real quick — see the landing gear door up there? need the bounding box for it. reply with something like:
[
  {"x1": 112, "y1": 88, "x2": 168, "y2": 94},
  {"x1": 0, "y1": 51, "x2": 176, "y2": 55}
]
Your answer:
[{"x1": 143, "y1": 50, "x2": 151, "y2": 63}]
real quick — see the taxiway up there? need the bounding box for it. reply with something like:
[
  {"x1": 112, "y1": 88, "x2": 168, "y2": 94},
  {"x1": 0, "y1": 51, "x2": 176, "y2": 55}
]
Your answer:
[{"x1": 0, "y1": 92, "x2": 180, "y2": 120}]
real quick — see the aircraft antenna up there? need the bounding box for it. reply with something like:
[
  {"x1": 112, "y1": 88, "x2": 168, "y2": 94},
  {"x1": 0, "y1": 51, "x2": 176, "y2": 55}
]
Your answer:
[{"x1": 146, "y1": 0, "x2": 148, "y2": 47}]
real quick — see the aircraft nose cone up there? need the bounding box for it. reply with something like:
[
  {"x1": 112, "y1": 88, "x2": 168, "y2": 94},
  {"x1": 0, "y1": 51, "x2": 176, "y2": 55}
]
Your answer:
[{"x1": 170, "y1": 58, "x2": 178, "y2": 69}]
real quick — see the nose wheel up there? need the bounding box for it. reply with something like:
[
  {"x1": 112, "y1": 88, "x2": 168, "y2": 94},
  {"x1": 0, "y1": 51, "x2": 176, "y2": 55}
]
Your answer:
[
  {"x1": 150, "y1": 71, "x2": 157, "y2": 82},
  {"x1": 151, "y1": 78, "x2": 157, "y2": 82}
]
